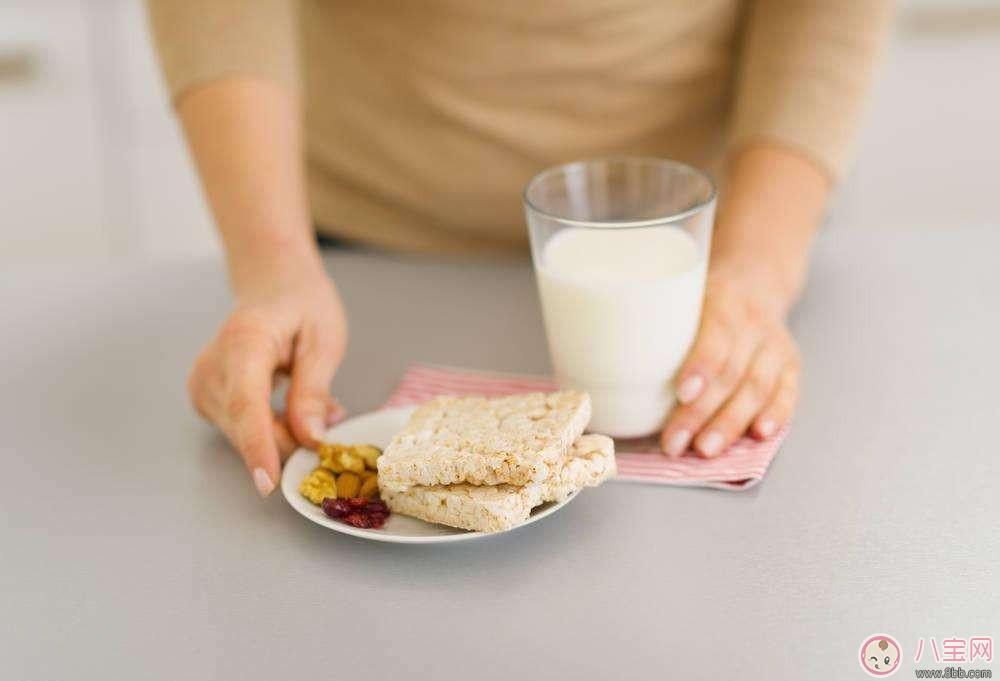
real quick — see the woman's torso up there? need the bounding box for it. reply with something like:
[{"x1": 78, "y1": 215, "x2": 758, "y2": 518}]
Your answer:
[{"x1": 302, "y1": 0, "x2": 742, "y2": 253}]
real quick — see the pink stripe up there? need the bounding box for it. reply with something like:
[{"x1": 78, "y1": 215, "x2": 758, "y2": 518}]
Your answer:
[
  {"x1": 381, "y1": 363, "x2": 787, "y2": 490},
  {"x1": 616, "y1": 462, "x2": 771, "y2": 476},
  {"x1": 616, "y1": 461, "x2": 765, "y2": 476},
  {"x1": 409, "y1": 364, "x2": 556, "y2": 386},
  {"x1": 402, "y1": 375, "x2": 555, "y2": 396},
  {"x1": 617, "y1": 447, "x2": 773, "y2": 461},
  {"x1": 406, "y1": 366, "x2": 556, "y2": 391},
  {"x1": 616, "y1": 454, "x2": 773, "y2": 470},
  {"x1": 613, "y1": 475, "x2": 763, "y2": 489},
  {"x1": 616, "y1": 458, "x2": 771, "y2": 478}
]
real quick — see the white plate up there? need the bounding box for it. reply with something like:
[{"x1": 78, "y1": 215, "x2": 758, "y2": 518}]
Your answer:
[{"x1": 281, "y1": 406, "x2": 578, "y2": 544}]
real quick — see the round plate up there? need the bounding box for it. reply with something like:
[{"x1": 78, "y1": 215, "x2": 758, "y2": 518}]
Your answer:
[{"x1": 281, "y1": 406, "x2": 578, "y2": 544}]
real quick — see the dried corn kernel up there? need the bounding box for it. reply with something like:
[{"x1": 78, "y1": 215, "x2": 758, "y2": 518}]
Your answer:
[
  {"x1": 299, "y1": 467, "x2": 337, "y2": 505},
  {"x1": 358, "y1": 475, "x2": 379, "y2": 499},
  {"x1": 336, "y1": 472, "x2": 361, "y2": 498},
  {"x1": 353, "y1": 445, "x2": 382, "y2": 470}
]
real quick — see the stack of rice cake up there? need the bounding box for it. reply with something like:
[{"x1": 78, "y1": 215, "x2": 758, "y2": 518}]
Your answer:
[{"x1": 378, "y1": 392, "x2": 616, "y2": 532}]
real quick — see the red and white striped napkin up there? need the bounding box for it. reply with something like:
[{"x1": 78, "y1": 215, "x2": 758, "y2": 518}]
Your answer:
[{"x1": 384, "y1": 364, "x2": 787, "y2": 490}]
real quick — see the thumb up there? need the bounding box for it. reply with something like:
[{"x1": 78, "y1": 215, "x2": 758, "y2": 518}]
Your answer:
[{"x1": 286, "y1": 323, "x2": 343, "y2": 447}]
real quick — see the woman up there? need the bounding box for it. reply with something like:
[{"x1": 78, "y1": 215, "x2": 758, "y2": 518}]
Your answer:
[{"x1": 148, "y1": 1, "x2": 894, "y2": 496}]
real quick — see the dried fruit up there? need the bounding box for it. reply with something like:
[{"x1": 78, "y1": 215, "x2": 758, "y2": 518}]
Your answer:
[
  {"x1": 358, "y1": 475, "x2": 379, "y2": 499},
  {"x1": 343, "y1": 513, "x2": 371, "y2": 529},
  {"x1": 353, "y1": 445, "x2": 382, "y2": 470},
  {"x1": 298, "y1": 467, "x2": 337, "y2": 504},
  {"x1": 321, "y1": 498, "x2": 351, "y2": 518},
  {"x1": 306, "y1": 442, "x2": 390, "y2": 529},
  {"x1": 365, "y1": 500, "x2": 389, "y2": 514},
  {"x1": 336, "y1": 472, "x2": 361, "y2": 498},
  {"x1": 321, "y1": 497, "x2": 391, "y2": 529}
]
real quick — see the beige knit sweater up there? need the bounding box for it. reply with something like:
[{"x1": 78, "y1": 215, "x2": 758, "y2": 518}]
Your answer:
[{"x1": 148, "y1": 0, "x2": 894, "y2": 254}]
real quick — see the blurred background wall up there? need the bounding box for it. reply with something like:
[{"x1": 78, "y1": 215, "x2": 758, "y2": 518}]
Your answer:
[{"x1": 1, "y1": 0, "x2": 997, "y2": 265}]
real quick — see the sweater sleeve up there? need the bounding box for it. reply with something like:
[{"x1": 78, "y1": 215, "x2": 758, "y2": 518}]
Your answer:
[
  {"x1": 145, "y1": 0, "x2": 299, "y2": 103},
  {"x1": 727, "y1": 0, "x2": 895, "y2": 180}
]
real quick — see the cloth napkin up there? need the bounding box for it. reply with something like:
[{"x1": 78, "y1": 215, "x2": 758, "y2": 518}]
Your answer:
[{"x1": 383, "y1": 364, "x2": 787, "y2": 490}]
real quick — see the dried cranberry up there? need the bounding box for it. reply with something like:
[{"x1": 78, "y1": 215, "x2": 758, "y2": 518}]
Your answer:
[
  {"x1": 366, "y1": 500, "x2": 389, "y2": 514},
  {"x1": 323, "y1": 497, "x2": 390, "y2": 529},
  {"x1": 344, "y1": 513, "x2": 371, "y2": 528},
  {"x1": 321, "y1": 498, "x2": 350, "y2": 518}
]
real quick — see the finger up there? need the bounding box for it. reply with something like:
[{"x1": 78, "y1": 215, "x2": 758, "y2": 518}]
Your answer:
[
  {"x1": 287, "y1": 398, "x2": 344, "y2": 448},
  {"x1": 273, "y1": 413, "x2": 298, "y2": 461},
  {"x1": 286, "y1": 322, "x2": 345, "y2": 447},
  {"x1": 218, "y1": 328, "x2": 283, "y2": 496},
  {"x1": 661, "y1": 332, "x2": 756, "y2": 457},
  {"x1": 673, "y1": 313, "x2": 731, "y2": 405},
  {"x1": 752, "y1": 363, "x2": 800, "y2": 439},
  {"x1": 187, "y1": 348, "x2": 218, "y2": 422},
  {"x1": 693, "y1": 339, "x2": 788, "y2": 457},
  {"x1": 223, "y1": 371, "x2": 281, "y2": 497}
]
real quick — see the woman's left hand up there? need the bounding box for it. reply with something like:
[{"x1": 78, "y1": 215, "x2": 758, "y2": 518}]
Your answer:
[{"x1": 660, "y1": 260, "x2": 801, "y2": 457}]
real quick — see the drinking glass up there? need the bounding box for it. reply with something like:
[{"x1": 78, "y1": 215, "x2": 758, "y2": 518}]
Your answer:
[{"x1": 524, "y1": 157, "x2": 716, "y2": 438}]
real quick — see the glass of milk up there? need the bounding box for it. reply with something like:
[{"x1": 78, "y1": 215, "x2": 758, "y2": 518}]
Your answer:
[{"x1": 524, "y1": 157, "x2": 716, "y2": 438}]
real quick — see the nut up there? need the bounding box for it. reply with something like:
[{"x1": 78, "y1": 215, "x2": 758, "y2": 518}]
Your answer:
[
  {"x1": 318, "y1": 453, "x2": 345, "y2": 473},
  {"x1": 336, "y1": 451, "x2": 366, "y2": 473},
  {"x1": 316, "y1": 441, "x2": 348, "y2": 458},
  {"x1": 299, "y1": 467, "x2": 337, "y2": 505},
  {"x1": 317, "y1": 442, "x2": 353, "y2": 472},
  {"x1": 353, "y1": 445, "x2": 382, "y2": 470},
  {"x1": 358, "y1": 475, "x2": 379, "y2": 499},
  {"x1": 336, "y1": 472, "x2": 361, "y2": 498}
]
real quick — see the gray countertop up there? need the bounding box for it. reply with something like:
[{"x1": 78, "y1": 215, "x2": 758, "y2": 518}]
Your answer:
[{"x1": 2, "y1": 226, "x2": 997, "y2": 680}]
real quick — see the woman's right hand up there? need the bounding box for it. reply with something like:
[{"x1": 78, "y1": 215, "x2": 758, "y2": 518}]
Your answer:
[
  {"x1": 187, "y1": 266, "x2": 348, "y2": 497},
  {"x1": 167, "y1": 77, "x2": 347, "y2": 497}
]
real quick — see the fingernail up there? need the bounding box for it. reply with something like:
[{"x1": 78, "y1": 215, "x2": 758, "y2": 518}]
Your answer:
[
  {"x1": 308, "y1": 416, "x2": 327, "y2": 441},
  {"x1": 253, "y1": 467, "x2": 275, "y2": 497},
  {"x1": 676, "y1": 375, "x2": 705, "y2": 404},
  {"x1": 664, "y1": 429, "x2": 691, "y2": 458},
  {"x1": 697, "y1": 431, "x2": 725, "y2": 458},
  {"x1": 757, "y1": 420, "x2": 776, "y2": 438}
]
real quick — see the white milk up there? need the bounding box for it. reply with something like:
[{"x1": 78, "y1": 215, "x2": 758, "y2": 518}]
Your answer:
[{"x1": 536, "y1": 226, "x2": 706, "y2": 437}]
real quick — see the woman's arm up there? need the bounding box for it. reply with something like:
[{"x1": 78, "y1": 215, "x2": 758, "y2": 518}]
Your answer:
[
  {"x1": 178, "y1": 78, "x2": 347, "y2": 496},
  {"x1": 710, "y1": 143, "x2": 829, "y2": 314},
  {"x1": 661, "y1": 143, "x2": 824, "y2": 456},
  {"x1": 659, "y1": 1, "x2": 894, "y2": 456},
  {"x1": 178, "y1": 78, "x2": 320, "y2": 295},
  {"x1": 147, "y1": 1, "x2": 345, "y2": 496}
]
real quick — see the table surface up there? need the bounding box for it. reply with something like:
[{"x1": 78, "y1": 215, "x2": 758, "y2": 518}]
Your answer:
[{"x1": 2, "y1": 226, "x2": 998, "y2": 680}]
